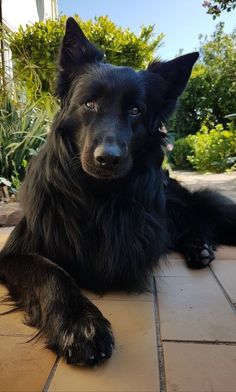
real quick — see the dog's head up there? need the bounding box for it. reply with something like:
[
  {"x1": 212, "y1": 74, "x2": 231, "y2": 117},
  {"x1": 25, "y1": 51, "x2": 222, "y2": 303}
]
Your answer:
[{"x1": 56, "y1": 17, "x2": 198, "y2": 180}]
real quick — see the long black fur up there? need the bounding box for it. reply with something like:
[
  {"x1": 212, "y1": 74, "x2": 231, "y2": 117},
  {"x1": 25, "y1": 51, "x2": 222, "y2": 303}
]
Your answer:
[{"x1": 1, "y1": 17, "x2": 236, "y2": 366}]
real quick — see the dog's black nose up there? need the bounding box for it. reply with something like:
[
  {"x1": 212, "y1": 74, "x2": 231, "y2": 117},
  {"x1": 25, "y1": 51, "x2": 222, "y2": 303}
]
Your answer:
[{"x1": 94, "y1": 144, "x2": 122, "y2": 168}]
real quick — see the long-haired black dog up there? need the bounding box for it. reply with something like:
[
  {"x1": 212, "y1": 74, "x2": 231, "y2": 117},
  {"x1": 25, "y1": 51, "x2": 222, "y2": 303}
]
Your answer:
[{"x1": 1, "y1": 18, "x2": 236, "y2": 366}]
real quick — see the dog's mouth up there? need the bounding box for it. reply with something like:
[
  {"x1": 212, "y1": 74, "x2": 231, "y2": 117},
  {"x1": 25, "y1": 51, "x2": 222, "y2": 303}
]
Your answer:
[{"x1": 81, "y1": 162, "x2": 132, "y2": 180}]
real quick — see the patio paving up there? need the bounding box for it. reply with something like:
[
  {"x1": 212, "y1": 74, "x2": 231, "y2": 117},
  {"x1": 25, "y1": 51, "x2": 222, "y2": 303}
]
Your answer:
[
  {"x1": 1, "y1": 171, "x2": 236, "y2": 391},
  {"x1": 172, "y1": 170, "x2": 236, "y2": 202}
]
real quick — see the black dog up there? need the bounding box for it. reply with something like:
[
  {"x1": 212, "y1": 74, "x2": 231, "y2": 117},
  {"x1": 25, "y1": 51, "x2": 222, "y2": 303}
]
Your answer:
[{"x1": 1, "y1": 17, "x2": 236, "y2": 366}]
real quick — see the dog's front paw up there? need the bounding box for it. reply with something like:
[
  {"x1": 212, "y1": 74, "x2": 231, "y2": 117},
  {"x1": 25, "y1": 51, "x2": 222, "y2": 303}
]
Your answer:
[
  {"x1": 47, "y1": 305, "x2": 114, "y2": 366},
  {"x1": 65, "y1": 314, "x2": 114, "y2": 366}
]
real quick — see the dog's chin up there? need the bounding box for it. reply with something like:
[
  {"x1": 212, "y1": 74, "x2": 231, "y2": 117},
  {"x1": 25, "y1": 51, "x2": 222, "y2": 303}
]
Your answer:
[{"x1": 82, "y1": 163, "x2": 131, "y2": 181}]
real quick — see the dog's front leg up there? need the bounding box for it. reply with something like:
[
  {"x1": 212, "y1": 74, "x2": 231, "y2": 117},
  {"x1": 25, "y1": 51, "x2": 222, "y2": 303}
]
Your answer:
[{"x1": 0, "y1": 253, "x2": 114, "y2": 366}]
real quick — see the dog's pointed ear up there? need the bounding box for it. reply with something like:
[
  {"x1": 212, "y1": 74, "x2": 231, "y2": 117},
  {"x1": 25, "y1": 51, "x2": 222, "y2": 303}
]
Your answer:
[
  {"x1": 147, "y1": 52, "x2": 199, "y2": 98},
  {"x1": 60, "y1": 17, "x2": 104, "y2": 68},
  {"x1": 56, "y1": 18, "x2": 104, "y2": 100}
]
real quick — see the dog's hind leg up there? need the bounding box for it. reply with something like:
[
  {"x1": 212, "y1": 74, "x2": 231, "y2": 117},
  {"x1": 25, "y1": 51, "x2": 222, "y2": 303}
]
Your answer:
[
  {"x1": 167, "y1": 179, "x2": 236, "y2": 268},
  {"x1": 214, "y1": 203, "x2": 236, "y2": 246},
  {"x1": 0, "y1": 222, "x2": 114, "y2": 366}
]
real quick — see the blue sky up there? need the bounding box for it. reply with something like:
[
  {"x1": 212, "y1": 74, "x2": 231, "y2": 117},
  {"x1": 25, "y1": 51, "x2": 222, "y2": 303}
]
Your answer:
[{"x1": 58, "y1": 0, "x2": 236, "y2": 59}]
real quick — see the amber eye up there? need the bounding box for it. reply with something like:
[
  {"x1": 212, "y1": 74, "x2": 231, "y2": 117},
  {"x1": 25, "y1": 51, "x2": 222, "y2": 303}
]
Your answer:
[
  {"x1": 85, "y1": 101, "x2": 96, "y2": 110},
  {"x1": 129, "y1": 107, "x2": 141, "y2": 116}
]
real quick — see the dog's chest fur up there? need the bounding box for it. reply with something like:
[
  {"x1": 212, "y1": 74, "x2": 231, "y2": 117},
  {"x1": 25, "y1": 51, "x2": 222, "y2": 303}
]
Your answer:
[
  {"x1": 85, "y1": 198, "x2": 165, "y2": 290},
  {"x1": 40, "y1": 173, "x2": 166, "y2": 292}
]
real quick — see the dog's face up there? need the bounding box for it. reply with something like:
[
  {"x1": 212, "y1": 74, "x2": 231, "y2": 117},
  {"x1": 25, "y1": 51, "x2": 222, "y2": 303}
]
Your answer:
[
  {"x1": 61, "y1": 61, "x2": 146, "y2": 179},
  {"x1": 57, "y1": 18, "x2": 198, "y2": 180}
]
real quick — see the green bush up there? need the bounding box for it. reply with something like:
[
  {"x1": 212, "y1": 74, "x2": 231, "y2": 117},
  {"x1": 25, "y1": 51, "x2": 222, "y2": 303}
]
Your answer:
[
  {"x1": 169, "y1": 137, "x2": 193, "y2": 170},
  {"x1": 9, "y1": 15, "x2": 164, "y2": 97},
  {"x1": 0, "y1": 93, "x2": 57, "y2": 188},
  {"x1": 187, "y1": 124, "x2": 236, "y2": 172},
  {"x1": 170, "y1": 24, "x2": 236, "y2": 137}
]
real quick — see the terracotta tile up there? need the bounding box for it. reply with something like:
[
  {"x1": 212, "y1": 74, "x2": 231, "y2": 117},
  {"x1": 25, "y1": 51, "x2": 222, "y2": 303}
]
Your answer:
[
  {"x1": 0, "y1": 335, "x2": 56, "y2": 392},
  {"x1": 156, "y1": 275, "x2": 236, "y2": 341},
  {"x1": 156, "y1": 256, "x2": 208, "y2": 277},
  {"x1": 0, "y1": 227, "x2": 13, "y2": 250},
  {"x1": 0, "y1": 282, "x2": 9, "y2": 298},
  {"x1": 0, "y1": 237, "x2": 9, "y2": 249},
  {"x1": 215, "y1": 246, "x2": 236, "y2": 260},
  {"x1": 0, "y1": 308, "x2": 36, "y2": 337},
  {"x1": 82, "y1": 281, "x2": 154, "y2": 302},
  {"x1": 0, "y1": 284, "x2": 36, "y2": 337},
  {"x1": 49, "y1": 299, "x2": 159, "y2": 391},
  {"x1": 0, "y1": 227, "x2": 14, "y2": 236},
  {"x1": 164, "y1": 251, "x2": 184, "y2": 260},
  {"x1": 164, "y1": 342, "x2": 236, "y2": 392},
  {"x1": 164, "y1": 246, "x2": 236, "y2": 262},
  {"x1": 83, "y1": 290, "x2": 154, "y2": 302},
  {"x1": 211, "y1": 259, "x2": 236, "y2": 303}
]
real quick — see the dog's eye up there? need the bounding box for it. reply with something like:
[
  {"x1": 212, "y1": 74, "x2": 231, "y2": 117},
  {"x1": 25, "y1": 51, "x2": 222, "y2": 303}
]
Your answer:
[
  {"x1": 129, "y1": 107, "x2": 141, "y2": 116},
  {"x1": 85, "y1": 101, "x2": 96, "y2": 110}
]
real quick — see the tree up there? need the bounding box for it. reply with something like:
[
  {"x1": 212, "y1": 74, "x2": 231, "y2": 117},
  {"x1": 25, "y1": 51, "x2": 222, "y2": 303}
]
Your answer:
[
  {"x1": 170, "y1": 23, "x2": 236, "y2": 137},
  {"x1": 203, "y1": 0, "x2": 236, "y2": 18},
  {"x1": 9, "y1": 15, "x2": 164, "y2": 97}
]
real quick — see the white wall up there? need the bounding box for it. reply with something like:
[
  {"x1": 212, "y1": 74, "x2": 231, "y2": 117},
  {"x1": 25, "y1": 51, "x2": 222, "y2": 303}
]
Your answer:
[
  {"x1": 2, "y1": 0, "x2": 58, "y2": 31},
  {"x1": 1, "y1": 0, "x2": 58, "y2": 82}
]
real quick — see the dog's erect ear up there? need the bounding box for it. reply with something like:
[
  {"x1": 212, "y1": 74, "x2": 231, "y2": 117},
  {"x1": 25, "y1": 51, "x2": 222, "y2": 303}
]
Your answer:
[
  {"x1": 60, "y1": 17, "x2": 103, "y2": 68},
  {"x1": 147, "y1": 52, "x2": 199, "y2": 99},
  {"x1": 56, "y1": 18, "x2": 104, "y2": 100}
]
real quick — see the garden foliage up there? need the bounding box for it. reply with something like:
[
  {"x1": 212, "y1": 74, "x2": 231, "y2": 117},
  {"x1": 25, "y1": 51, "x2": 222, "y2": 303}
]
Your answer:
[
  {"x1": 187, "y1": 124, "x2": 236, "y2": 172},
  {"x1": 0, "y1": 94, "x2": 56, "y2": 189},
  {"x1": 168, "y1": 137, "x2": 193, "y2": 170},
  {"x1": 170, "y1": 24, "x2": 236, "y2": 138},
  {"x1": 9, "y1": 15, "x2": 164, "y2": 97},
  {"x1": 170, "y1": 124, "x2": 236, "y2": 173}
]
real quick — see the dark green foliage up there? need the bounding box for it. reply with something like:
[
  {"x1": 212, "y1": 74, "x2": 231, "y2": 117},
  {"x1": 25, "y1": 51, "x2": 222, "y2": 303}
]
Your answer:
[
  {"x1": 0, "y1": 94, "x2": 57, "y2": 188},
  {"x1": 170, "y1": 24, "x2": 236, "y2": 138},
  {"x1": 169, "y1": 137, "x2": 193, "y2": 170},
  {"x1": 9, "y1": 15, "x2": 164, "y2": 97}
]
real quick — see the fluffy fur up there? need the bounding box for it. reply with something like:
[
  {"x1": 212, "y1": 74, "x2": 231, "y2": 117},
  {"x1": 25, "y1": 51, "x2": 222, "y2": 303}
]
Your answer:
[{"x1": 1, "y1": 18, "x2": 236, "y2": 366}]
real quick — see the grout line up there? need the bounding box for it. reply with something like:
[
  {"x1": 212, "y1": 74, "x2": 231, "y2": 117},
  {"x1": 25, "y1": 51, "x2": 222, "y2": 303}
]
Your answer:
[
  {"x1": 208, "y1": 265, "x2": 236, "y2": 314},
  {"x1": 153, "y1": 277, "x2": 167, "y2": 392},
  {"x1": 162, "y1": 339, "x2": 236, "y2": 346},
  {"x1": 42, "y1": 356, "x2": 61, "y2": 392}
]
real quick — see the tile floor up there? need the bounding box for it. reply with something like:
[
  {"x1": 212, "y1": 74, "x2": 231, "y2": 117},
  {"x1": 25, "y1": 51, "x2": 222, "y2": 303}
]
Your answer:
[{"x1": 0, "y1": 227, "x2": 236, "y2": 392}]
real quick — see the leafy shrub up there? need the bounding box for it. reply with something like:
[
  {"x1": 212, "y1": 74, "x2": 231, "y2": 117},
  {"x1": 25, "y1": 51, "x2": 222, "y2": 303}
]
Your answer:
[
  {"x1": 9, "y1": 15, "x2": 164, "y2": 97},
  {"x1": 0, "y1": 94, "x2": 56, "y2": 188},
  {"x1": 187, "y1": 124, "x2": 236, "y2": 172},
  {"x1": 169, "y1": 137, "x2": 193, "y2": 170},
  {"x1": 170, "y1": 24, "x2": 236, "y2": 137}
]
